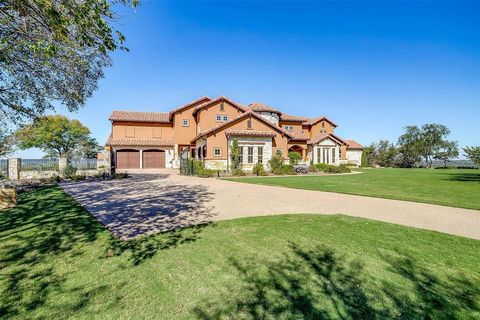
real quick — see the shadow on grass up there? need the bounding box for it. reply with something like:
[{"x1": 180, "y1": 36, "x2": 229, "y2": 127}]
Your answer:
[
  {"x1": 444, "y1": 171, "x2": 480, "y2": 182},
  {"x1": 0, "y1": 186, "x2": 209, "y2": 318},
  {"x1": 194, "y1": 243, "x2": 480, "y2": 319},
  {"x1": 103, "y1": 222, "x2": 214, "y2": 266}
]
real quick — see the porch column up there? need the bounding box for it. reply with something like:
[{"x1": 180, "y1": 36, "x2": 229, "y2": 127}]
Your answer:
[{"x1": 139, "y1": 150, "x2": 143, "y2": 169}]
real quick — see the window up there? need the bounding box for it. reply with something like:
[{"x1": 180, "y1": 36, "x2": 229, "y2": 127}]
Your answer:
[
  {"x1": 220, "y1": 102, "x2": 224, "y2": 111},
  {"x1": 239, "y1": 146, "x2": 244, "y2": 164},
  {"x1": 257, "y1": 147, "x2": 263, "y2": 163},
  {"x1": 247, "y1": 147, "x2": 254, "y2": 163},
  {"x1": 247, "y1": 119, "x2": 252, "y2": 129},
  {"x1": 216, "y1": 115, "x2": 222, "y2": 122},
  {"x1": 222, "y1": 115, "x2": 228, "y2": 121},
  {"x1": 331, "y1": 147, "x2": 336, "y2": 163},
  {"x1": 182, "y1": 119, "x2": 189, "y2": 127},
  {"x1": 317, "y1": 148, "x2": 321, "y2": 164},
  {"x1": 284, "y1": 125, "x2": 294, "y2": 131},
  {"x1": 214, "y1": 148, "x2": 222, "y2": 157}
]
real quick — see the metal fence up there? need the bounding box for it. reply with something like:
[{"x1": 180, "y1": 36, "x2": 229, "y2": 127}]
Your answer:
[
  {"x1": 71, "y1": 159, "x2": 97, "y2": 170},
  {"x1": 21, "y1": 159, "x2": 59, "y2": 171},
  {"x1": 0, "y1": 159, "x2": 7, "y2": 177}
]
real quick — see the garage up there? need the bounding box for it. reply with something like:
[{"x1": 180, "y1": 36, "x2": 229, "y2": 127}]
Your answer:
[
  {"x1": 116, "y1": 150, "x2": 140, "y2": 169},
  {"x1": 142, "y1": 150, "x2": 166, "y2": 169}
]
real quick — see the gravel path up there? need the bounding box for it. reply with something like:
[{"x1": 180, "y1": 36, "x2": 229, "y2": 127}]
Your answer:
[{"x1": 61, "y1": 169, "x2": 480, "y2": 240}]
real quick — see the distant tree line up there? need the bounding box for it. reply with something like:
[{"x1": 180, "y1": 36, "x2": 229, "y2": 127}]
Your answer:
[{"x1": 361, "y1": 123, "x2": 479, "y2": 169}]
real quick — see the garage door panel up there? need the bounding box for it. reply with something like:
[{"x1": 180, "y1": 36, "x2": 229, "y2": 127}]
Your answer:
[
  {"x1": 143, "y1": 150, "x2": 165, "y2": 169},
  {"x1": 116, "y1": 150, "x2": 140, "y2": 169}
]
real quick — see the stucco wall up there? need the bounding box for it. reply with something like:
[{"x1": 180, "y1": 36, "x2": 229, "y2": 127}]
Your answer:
[
  {"x1": 346, "y1": 150, "x2": 363, "y2": 166},
  {"x1": 112, "y1": 121, "x2": 174, "y2": 140},
  {"x1": 310, "y1": 120, "x2": 334, "y2": 137},
  {"x1": 196, "y1": 100, "x2": 243, "y2": 134},
  {"x1": 172, "y1": 101, "x2": 205, "y2": 145}
]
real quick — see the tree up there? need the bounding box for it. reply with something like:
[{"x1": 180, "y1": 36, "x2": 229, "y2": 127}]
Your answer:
[
  {"x1": 0, "y1": 0, "x2": 139, "y2": 124},
  {"x1": 463, "y1": 146, "x2": 480, "y2": 168},
  {"x1": 230, "y1": 139, "x2": 240, "y2": 169},
  {"x1": 397, "y1": 126, "x2": 422, "y2": 168},
  {"x1": 288, "y1": 151, "x2": 302, "y2": 165},
  {"x1": 375, "y1": 139, "x2": 398, "y2": 167},
  {"x1": 15, "y1": 115, "x2": 98, "y2": 159},
  {"x1": 0, "y1": 127, "x2": 15, "y2": 157},
  {"x1": 418, "y1": 124, "x2": 451, "y2": 168},
  {"x1": 434, "y1": 141, "x2": 459, "y2": 168},
  {"x1": 362, "y1": 144, "x2": 376, "y2": 167}
]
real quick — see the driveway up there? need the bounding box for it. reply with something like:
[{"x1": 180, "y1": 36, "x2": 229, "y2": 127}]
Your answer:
[{"x1": 61, "y1": 169, "x2": 480, "y2": 240}]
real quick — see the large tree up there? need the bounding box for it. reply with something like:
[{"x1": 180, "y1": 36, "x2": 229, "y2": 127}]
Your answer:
[
  {"x1": 434, "y1": 140, "x2": 459, "y2": 168},
  {"x1": 397, "y1": 124, "x2": 452, "y2": 168},
  {"x1": 463, "y1": 146, "x2": 480, "y2": 168},
  {"x1": 0, "y1": 0, "x2": 138, "y2": 124},
  {"x1": 15, "y1": 115, "x2": 99, "y2": 159},
  {"x1": 0, "y1": 127, "x2": 15, "y2": 157}
]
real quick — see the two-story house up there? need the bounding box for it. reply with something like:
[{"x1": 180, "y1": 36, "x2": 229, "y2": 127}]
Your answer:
[{"x1": 106, "y1": 96, "x2": 363, "y2": 170}]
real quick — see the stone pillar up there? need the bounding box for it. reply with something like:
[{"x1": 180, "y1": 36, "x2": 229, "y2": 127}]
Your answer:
[
  {"x1": 58, "y1": 157, "x2": 68, "y2": 172},
  {"x1": 7, "y1": 158, "x2": 20, "y2": 181},
  {"x1": 0, "y1": 187, "x2": 16, "y2": 209},
  {"x1": 97, "y1": 150, "x2": 112, "y2": 174}
]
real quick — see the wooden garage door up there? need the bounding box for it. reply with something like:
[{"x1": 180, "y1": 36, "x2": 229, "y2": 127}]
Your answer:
[
  {"x1": 143, "y1": 150, "x2": 165, "y2": 169},
  {"x1": 116, "y1": 150, "x2": 140, "y2": 169}
]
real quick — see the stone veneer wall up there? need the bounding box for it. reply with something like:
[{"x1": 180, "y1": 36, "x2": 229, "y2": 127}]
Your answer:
[
  {"x1": 228, "y1": 136, "x2": 273, "y2": 171},
  {"x1": 346, "y1": 150, "x2": 363, "y2": 166}
]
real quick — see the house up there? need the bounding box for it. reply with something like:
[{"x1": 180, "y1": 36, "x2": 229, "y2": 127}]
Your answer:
[{"x1": 106, "y1": 96, "x2": 363, "y2": 170}]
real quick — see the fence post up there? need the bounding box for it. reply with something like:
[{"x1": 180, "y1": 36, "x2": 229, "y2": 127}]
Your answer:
[{"x1": 7, "y1": 158, "x2": 20, "y2": 181}]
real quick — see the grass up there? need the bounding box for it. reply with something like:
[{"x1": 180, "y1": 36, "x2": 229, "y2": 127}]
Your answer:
[
  {"x1": 0, "y1": 186, "x2": 479, "y2": 319},
  {"x1": 226, "y1": 168, "x2": 480, "y2": 210}
]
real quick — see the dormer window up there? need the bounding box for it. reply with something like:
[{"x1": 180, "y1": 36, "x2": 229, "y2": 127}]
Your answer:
[{"x1": 284, "y1": 125, "x2": 294, "y2": 131}]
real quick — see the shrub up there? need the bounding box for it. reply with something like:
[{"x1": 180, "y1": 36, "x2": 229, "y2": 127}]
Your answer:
[
  {"x1": 197, "y1": 169, "x2": 215, "y2": 178},
  {"x1": 339, "y1": 163, "x2": 351, "y2": 173},
  {"x1": 113, "y1": 172, "x2": 129, "y2": 179},
  {"x1": 314, "y1": 163, "x2": 329, "y2": 172},
  {"x1": 294, "y1": 165, "x2": 309, "y2": 174},
  {"x1": 324, "y1": 164, "x2": 351, "y2": 174},
  {"x1": 232, "y1": 168, "x2": 246, "y2": 176},
  {"x1": 252, "y1": 163, "x2": 267, "y2": 176},
  {"x1": 309, "y1": 165, "x2": 318, "y2": 173},
  {"x1": 188, "y1": 159, "x2": 216, "y2": 178},
  {"x1": 71, "y1": 174, "x2": 86, "y2": 181},
  {"x1": 269, "y1": 154, "x2": 284, "y2": 174},
  {"x1": 288, "y1": 151, "x2": 302, "y2": 165},
  {"x1": 283, "y1": 164, "x2": 296, "y2": 175},
  {"x1": 61, "y1": 164, "x2": 77, "y2": 178}
]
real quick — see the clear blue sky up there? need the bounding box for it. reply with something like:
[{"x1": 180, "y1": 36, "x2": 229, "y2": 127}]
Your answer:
[{"x1": 17, "y1": 0, "x2": 479, "y2": 158}]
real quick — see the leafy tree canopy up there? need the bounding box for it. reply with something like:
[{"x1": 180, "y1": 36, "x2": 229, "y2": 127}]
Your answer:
[
  {"x1": 15, "y1": 115, "x2": 100, "y2": 159},
  {"x1": 0, "y1": 0, "x2": 138, "y2": 124},
  {"x1": 433, "y1": 141, "x2": 459, "y2": 167},
  {"x1": 463, "y1": 146, "x2": 480, "y2": 168},
  {"x1": 0, "y1": 127, "x2": 15, "y2": 157}
]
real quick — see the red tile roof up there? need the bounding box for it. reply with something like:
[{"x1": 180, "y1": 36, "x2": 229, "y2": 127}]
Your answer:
[
  {"x1": 308, "y1": 132, "x2": 346, "y2": 145},
  {"x1": 191, "y1": 96, "x2": 250, "y2": 115},
  {"x1": 280, "y1": 113, "x2": 311, "y2": 122},
  {"x1": 168, "y1": 96, "x2": 212, "y2": 120},
  {"x1": 248, "y1": 102, "x2": 282, "y2": 114},
  {"x1": 106, "y1": 136, "x2": 174, "y2": 147},
  {"x1": 345, "y1": 139, "x2": 364, "y2": 149},
  {"x1": 225, "y1": 130, "x2": 276, "y2": 137},
  {"x1": 303, "y1": 116, "x2": 338, "y2": 127},
  {"x1": 190, "y1": 110, "x2": 294, "y2": 143},
  {"x1": 290, "y1": 132, "x2": 310, "y2": 141},
  {"x1": 109, "y1": 111, "x2": 170, "y2": 123}
]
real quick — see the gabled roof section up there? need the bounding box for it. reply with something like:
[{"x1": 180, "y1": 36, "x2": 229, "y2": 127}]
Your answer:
[
  {"x1": 248, "y1": 102, "x2": 282, "y2": 115},
  {"x1": 304, "y1": 116, "x2": 338, "y2": 127},
  {"x1": 109, "y1": 111, "x2": 170, "y2": 123},
  {"x1": 168, "y1": 96, "x2": 212, "y2": 120},
  {"x1": 280, "y1": 113, "x2": 311, "y2": 122},
  {"x1": 308, "y1": 132, "x2": 346, "y2": 145},
  {"x1": 190, "y1": 110, "x2": 294, "y2": 143},
  {"x1": 345, "y1": 140, "x2": 364, "y2": 149},
  {"x1": 191, "y1": 96, "x2": 250, "y2": 116}
]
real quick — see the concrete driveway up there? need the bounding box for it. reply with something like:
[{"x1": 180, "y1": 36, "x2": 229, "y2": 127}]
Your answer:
[{"x1": 61, "y1": 169, "x2": 480, "y2": 240}]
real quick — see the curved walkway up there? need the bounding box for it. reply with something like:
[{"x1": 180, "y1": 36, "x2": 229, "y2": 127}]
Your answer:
[{"x1": 61, "y1": 169, "x2": 480, "y2": 240}]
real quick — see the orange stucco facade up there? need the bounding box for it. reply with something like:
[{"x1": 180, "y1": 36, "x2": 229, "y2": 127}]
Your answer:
[{"x1": 106, "y1": 95, "x2": 363, "y2": 170}]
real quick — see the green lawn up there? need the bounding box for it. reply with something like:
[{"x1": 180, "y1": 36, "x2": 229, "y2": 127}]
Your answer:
[
  {"x1": 226, "y1": 168, "x2": 480, "y2": 210},
  {"x1": 1, "y1": 186, "x2": 479, "y2": 319}
]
